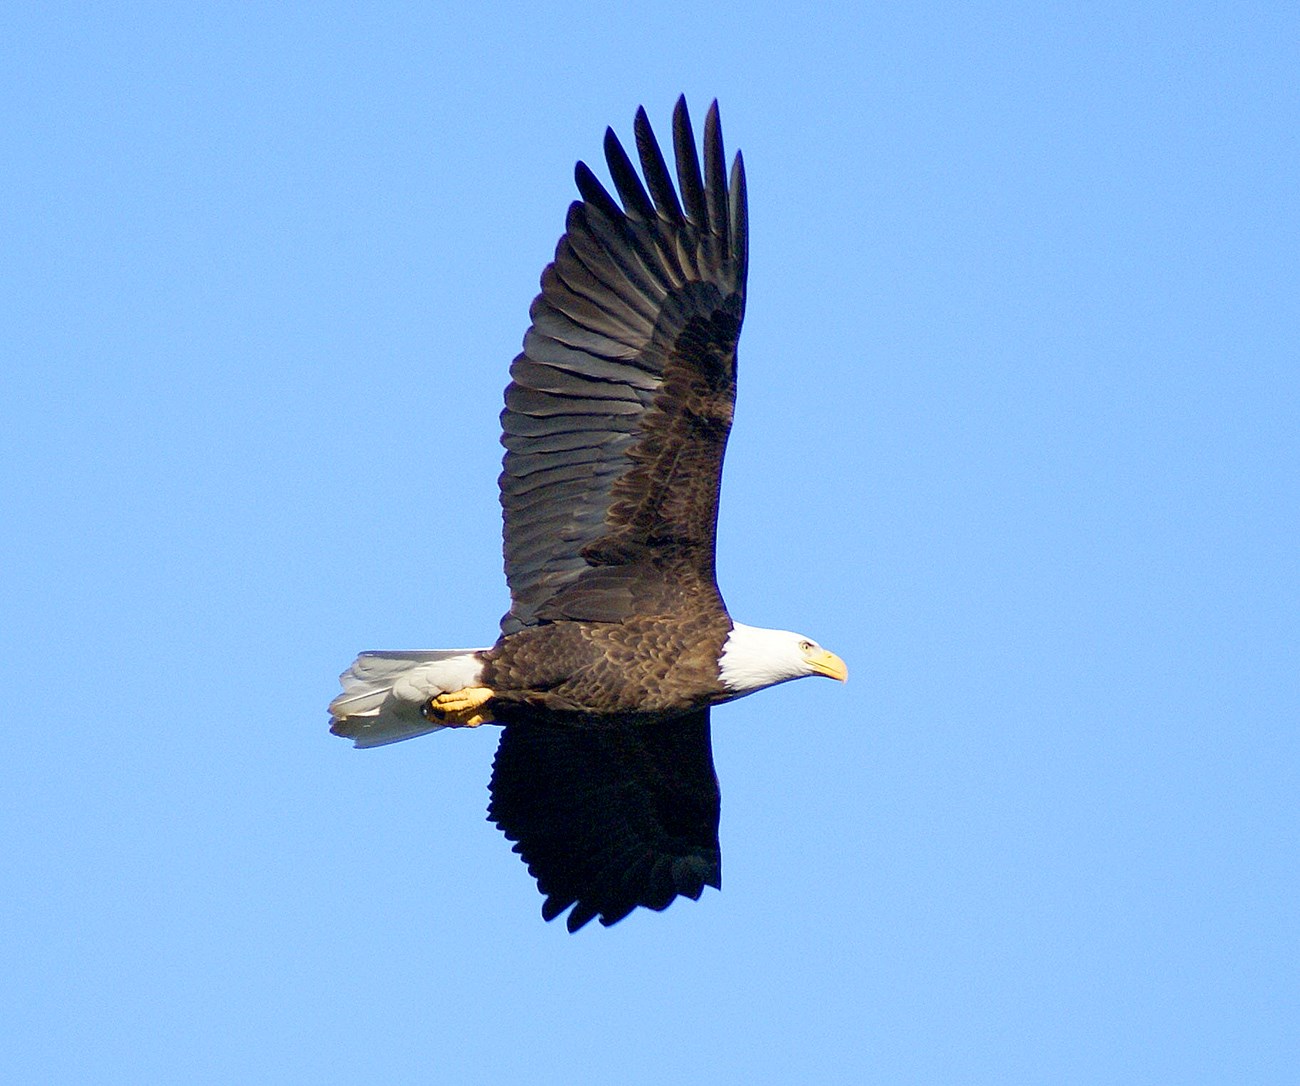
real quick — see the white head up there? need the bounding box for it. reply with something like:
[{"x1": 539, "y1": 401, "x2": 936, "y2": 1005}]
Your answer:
[{"x1": 717, "y1": 622, "x2": 849, "y2": 698}]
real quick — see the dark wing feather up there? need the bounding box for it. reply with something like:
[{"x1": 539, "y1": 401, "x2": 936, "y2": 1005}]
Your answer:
[
  {"x1": 500, "y1": 98, "x2": 748, "y2": 633},
  {"x1": 488, "y1": 709, "x2": 721, "y2": 931}
]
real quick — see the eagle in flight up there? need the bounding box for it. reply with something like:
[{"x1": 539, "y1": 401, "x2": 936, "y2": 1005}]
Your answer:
[{"x1": 330, "y1": 97, "x2": 846, "y2": 931}]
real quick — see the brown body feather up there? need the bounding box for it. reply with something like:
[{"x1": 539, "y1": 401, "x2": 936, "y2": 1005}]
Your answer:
[{"x1": 483, "y1": 603, "x2": 733, "y2": 724}]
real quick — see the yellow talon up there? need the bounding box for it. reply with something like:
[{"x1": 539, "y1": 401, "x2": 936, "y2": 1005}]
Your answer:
[{"x1": 425, "y1": 686, "x2": 495, "y2": 727}]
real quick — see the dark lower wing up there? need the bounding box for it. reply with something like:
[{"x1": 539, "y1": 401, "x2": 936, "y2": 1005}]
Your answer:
[{"x1": 488, "y1": 708, "x2": 721, "y2": 931}]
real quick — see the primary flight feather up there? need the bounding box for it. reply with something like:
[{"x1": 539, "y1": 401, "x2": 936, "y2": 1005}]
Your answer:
[{"x1": 330, "y1": 97, "x2": 846, "y2": 932}]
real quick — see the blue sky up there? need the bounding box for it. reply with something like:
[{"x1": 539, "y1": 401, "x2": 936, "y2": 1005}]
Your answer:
[{"x1": 3, "y1": 3, "x2": 1296, "y2": 1082}]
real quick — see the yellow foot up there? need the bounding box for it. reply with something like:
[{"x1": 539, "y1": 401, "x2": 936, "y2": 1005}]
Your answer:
[{"x1": 424, "y1": 686, "x2": 495, "y2": 728}]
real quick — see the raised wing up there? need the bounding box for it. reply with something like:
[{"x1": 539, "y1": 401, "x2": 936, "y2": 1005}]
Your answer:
[
  {"x1": 500, "y1": 97, "x2": 748, "y2": 633},
  {"x1": 488, "y1": 709, "x2": 721, "y2": 931}
]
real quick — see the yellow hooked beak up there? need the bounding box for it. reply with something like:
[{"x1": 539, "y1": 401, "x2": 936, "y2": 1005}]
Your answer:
[{"x1": 807, "y1": 647, "x2": 849, "y2": 682}]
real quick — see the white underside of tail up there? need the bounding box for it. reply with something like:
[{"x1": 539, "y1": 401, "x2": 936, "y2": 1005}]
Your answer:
[{"x1": 329, "y1": 649, "x2": 488, "y2": 748}]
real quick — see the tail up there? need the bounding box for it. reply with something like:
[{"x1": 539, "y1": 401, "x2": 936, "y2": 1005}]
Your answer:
[{"x1": 329, "y1": 649, "x2": 490, "y2": 748}]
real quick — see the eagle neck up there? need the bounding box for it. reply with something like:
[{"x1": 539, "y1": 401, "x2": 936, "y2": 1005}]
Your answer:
[{"x1": 716, "y1": 621, "x2": 804, "y2": 697}]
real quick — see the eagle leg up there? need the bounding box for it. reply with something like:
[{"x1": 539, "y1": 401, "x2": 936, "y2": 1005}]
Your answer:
[{"x1": 424, "y1": 686, "x2": 495, "y2": 727}]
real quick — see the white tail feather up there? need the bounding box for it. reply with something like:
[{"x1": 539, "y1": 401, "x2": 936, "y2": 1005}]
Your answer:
[{"x1": 329, "y1": 649, "x2": 489, "y2": 748}]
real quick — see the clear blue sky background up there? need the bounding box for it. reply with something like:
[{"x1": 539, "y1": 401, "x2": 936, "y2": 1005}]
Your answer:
[{"x1": 3, "y1": 3, "x2": 1296, "y2": 1083}]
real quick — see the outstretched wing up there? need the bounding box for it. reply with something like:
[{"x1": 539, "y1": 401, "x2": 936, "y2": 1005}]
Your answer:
[
  {"x1": 500, "y1": 97, "x2": 748, "y2": 633},
  {"x1": 488, "y1": 709, "x2": 721, "y2": 931}
]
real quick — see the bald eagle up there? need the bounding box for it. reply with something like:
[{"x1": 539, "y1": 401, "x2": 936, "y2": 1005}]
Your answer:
[{"x1": 330, "y1": 98, "x2": 846, "y2": 931}]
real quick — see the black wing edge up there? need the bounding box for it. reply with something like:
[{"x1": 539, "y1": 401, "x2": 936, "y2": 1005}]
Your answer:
[
  {"x1": 487, "y1": 709, "x2": 722, "y2": 932},
  {"x1": 577, "y1": 95, "x2": 748, "y2": 306}
]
